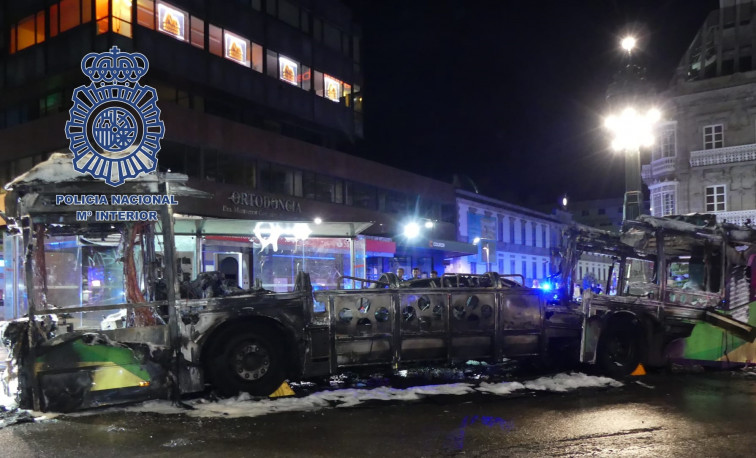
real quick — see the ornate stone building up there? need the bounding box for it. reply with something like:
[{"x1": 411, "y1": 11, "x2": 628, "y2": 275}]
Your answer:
[{"x1": 643, "y1": 0, "x2": 756, "y2": 225}]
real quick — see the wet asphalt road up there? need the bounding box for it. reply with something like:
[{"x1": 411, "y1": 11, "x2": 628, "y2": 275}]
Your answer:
[{"x1": 1, "y1": 371, "x2": 756, "y2": 457}]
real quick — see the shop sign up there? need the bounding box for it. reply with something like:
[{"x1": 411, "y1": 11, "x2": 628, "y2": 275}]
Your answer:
[
  {"x1": 226, "y1": 192, "x2": 302, "y2": 214},
  {"x1": 429, "y1": 241, "x2": 446, "y2": 248}
]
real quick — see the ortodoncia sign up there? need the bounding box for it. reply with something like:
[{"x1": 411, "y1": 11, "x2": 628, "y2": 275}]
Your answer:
[{"x1": 65, "y1": 46, "x2": 165, "y2": 187}]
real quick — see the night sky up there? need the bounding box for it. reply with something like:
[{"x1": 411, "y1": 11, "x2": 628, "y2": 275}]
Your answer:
[{"x1": 354, "y1": 0, "x2": 720, "y2": 208}]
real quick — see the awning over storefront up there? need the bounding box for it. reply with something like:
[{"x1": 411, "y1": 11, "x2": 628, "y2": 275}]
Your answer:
[
  {"x1": 393, "y1": 237, "x2": 477, "y2": 258},
  {"x1": 174, "y1": 216, "x2": 373, "y2": 238},
  {"x1": 365, "y1": 238, "x2": 396, "y2": 257}
]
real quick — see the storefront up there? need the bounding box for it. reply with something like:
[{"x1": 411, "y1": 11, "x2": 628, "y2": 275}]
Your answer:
[
  {"x1": 171, "y1": 217, "x2": 395, "y2": 292},
  {"x1": 389, "y1": 237, "x2": 478, "y2": 279}
]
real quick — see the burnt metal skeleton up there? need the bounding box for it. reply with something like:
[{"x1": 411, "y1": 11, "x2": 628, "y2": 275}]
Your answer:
[
  {"x1": 2, "y1": 156, "x2": 755, "y2": 412},
  {"x1": 561, "y1": 215, "x2": 756, "y2": 376}
]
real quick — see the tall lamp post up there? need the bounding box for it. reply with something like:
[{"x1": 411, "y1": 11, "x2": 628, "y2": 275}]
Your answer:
[
  {"x1": 605, "y1": 106, "x2": 660, "y2": 221},
  {"x1": 604, "y1": 35, "x2": 660, "y2": 222}
]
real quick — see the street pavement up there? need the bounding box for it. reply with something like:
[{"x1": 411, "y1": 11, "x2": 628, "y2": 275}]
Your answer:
[{"x1": 1, "y1": 370, "x2": 756, "y2": 457}]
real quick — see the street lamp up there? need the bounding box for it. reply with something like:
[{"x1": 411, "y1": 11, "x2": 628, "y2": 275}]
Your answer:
[
  {"x1": 620, "y1": 35, "x2": 636, "y2": 53},
  {"x1": 605, "y1": 34, "x2": 658, "y2": 222},
  {"x1": 403, "y1": 222, "x2": 421, "y2": 239},
  {"x1": 482, "y1": 245, "x2": 490, "y2": 272},
  {"x1": 604, "y1": 106, "x2": 660, "y2": 221}
]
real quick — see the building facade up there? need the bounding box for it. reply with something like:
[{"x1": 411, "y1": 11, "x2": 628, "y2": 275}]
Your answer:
[
  {"x1": 643, "y1": 0, "x2": 756, "y2": 225},
  {"x1": 0, "y1": 0, "x2": 469, "y2": 307},
  {"x1": 454, "y1": 190, "x2": 563, "y2": 288}
]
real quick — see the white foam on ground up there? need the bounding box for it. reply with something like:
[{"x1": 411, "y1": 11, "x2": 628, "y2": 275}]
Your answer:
[
  {"x1": 478, "y1": 372, "x2": 622, "y2": 394},
  {"x1": 121, "y1": 372, "x2": 621, "y2": 419}
]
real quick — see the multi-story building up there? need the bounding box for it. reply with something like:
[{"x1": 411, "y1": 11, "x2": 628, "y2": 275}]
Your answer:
[
  {"x1": 564, "y1": 198, "x2": 625, "y2": 233},
  {"x1": 0, "y1": 0, "x2": 470, "y2": 308},
  {"x1": 643, "y1": 0, "x2": 756, "y2": 225},
  {"x1": 454, "y1": 190, "x2": 564, "y2": 288}
]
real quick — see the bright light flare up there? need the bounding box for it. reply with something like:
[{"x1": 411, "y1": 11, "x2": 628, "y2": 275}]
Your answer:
[
  {"x1": 472, "y1": 237, "x2": 481, "y2": 245},
  {"x1": 424, "y1": 220, "x2": 434, "y2": 229},
  {"x1": 604, "y1": 106, "x2": 661, "y2": 152},
  {"x1": 404, "y1": 222, "x2": 421, "y2": 239},
  {"x1": 621, "y1": 36, "x2": 636, "y2": 53},
  {"x1": 313, "y1": 217, "x2": 322, "y2": 225},
  {"x1": 292, "y1": 223, "x2": 312, "y2": 240}
]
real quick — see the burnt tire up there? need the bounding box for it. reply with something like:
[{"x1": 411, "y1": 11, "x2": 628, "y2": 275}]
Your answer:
[
  {"x1": 209, "y1": 326, "x2": 286, "y2": 397},
  {"x1": 597, "y1": 321, "x2": 642, "y2": 378}
]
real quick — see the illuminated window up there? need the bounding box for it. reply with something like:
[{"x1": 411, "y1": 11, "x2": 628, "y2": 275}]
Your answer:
[
  {"x1": 323, "y1": 74, "x2": 342, "y2": 102},
  {"x1": 313, "y1": 71, "x2": 324, "y2": 96},
  {"x1": 137, "y1": 0, "x2": 155, "y2": 29},
  {"x1": 190, "y1": 16, "x2": 204, "y2": 48},
  {"x1": 223, "y1": 30, "x2": 250, "y2": 67},
  {"x1": 36, "y1": 12, "x2": 45, "y2": 43},
  {"x1": 60, "y1": 0, "x2": 82, "y2": 32},
  {"x1": 16, "y1": 16, "x2": 37, "y2": 51},
  {"x1": 10, "y1": 26, "x2": 16, "y2": 54},
  {"x1": 112, "y1": 0, "x2": 133, "y2": 37},
  {"x1": 96, "y1": 0, "x2": 108, "y2": 34},
  {"x1": 157, "y1": 1, "x2": 187, "y2": 41},
  {"x1": 50, "y1": 5, "x2": 59, "y2": 37},
  {"x1": 219, "y1": 29, "x2": 262, "y2": 71},
  {"x1": 209, "y1": 24, "x2": 222, "y2": 56},
  {"x1": 279, "y1": 55, "x2": 299, "y2": 86},
  {"x1": 651, "y1": 183, "x2": 677, "y2": 217}
]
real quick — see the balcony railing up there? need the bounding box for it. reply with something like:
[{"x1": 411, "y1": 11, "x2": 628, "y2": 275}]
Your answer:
[
  {"x1": 690, "y1": 143, "x2": 756, "y2": 167},
  {"x1": 642, "y1": 157, "x2": 676, "y2": 181},
  {"x1": 712, "y1": 209, "x2": 756, "y2": 226}
]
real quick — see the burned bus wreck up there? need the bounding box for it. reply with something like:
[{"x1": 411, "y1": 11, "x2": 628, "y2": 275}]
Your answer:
[
  {"x1": 561, "y1": 215, "x2": 756, "y2": 376},
  {"x1": 3, "y1": 155, "x2": 756, "y2": 413},
  {"x1": 0, "y1": 156, "x2": 586, "y2": 412}
]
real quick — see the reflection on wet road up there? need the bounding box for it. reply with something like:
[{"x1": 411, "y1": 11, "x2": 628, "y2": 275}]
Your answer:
[{"x1": 1, "y1": 372, "x2": 756, "y2": 457}]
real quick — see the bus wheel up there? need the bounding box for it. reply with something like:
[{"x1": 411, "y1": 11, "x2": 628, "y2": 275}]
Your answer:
[
  {"x1": 597, "y1": 321, "x2": 641, "y2": 378},
  {"x1": 212, "y1": 326, "x2": 286, "y2": 397}
]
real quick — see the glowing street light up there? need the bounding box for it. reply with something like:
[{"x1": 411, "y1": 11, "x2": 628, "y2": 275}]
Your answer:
[
  {"x1": 403, "y1": 222, "x2": 421, "y2": 239},
  {"x1": 606, "y1": 33, "x2": 656, "y2": 222},
  {"x1": 620, "y1": 35, "x2": 637, "y2": 53},
  {"x1": 604, "y1": 105, "x2": 660, "y2": 221},
  {"x1": 604, "y1": 106, "x2": 660, "y2": 152},
  {"x1": 424, "y1": 220, "x2": 434, "y2": 229}
]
